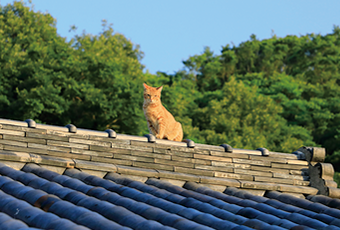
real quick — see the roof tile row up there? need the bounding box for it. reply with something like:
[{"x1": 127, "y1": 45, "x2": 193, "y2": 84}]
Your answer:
[{"x1": 0, "y1": 162, "x2": 340, "y2": 229}]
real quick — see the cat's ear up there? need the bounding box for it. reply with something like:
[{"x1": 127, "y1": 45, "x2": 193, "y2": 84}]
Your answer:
[
  {"x1": 143, "y1": 83, "x2": 149, "y2": 90},
  {"x1": 156, "y1": 86, "x2": 163, "y2": 92}
]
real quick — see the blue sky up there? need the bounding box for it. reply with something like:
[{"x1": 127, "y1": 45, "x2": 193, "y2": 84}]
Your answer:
[{"x1": 1, "y1": 0, "x2": 339, "y2": 74}]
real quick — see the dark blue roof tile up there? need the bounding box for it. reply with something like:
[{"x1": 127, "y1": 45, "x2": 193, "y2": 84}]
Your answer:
[
  {"x1": 224, "y1": 187, "x2": 239, "y2": 195},
  {"x1": 3, "y1": 168, "x2": 25, "y2": 180},
  {"x1": 146, "y1": 178, "x2": 186, "y2": 194},
  {"x1": 289, "y1": 225, "x2": 315, "y2": 230},
  {"x1": 105, "y1": 173, "x2": 135, "y2": 186},
  {"x1": 51, "y1": 185, "x2": 74, "y2": 199},
  {"x1": 77, "y1": 196, "x2": 108, "y2": 210},
  {"x1": 86, "y1": 187, "x2": 110, "y2": 198},
  {"x1": 129, "y1": 182, "x2": 159, "y2": 194},
  {"x1": 220, "y1": 203, "x2": 244, "y2": 214},
  {"x1": 235, "y1": 191, "x2": 255, "y2": 199},
  {"x1": 152, "y1": 187, "x2": 176, "y2": 199},
  {"x1": 237, "y1": 199, "x2": 258, "y2": 208},
  {"x1": 210, "y1": 208, "x2": 248, "y2": 225},
  {"x1": 166, "y1": 193, "x2": 185, "y2": 203},
  {"x1": 64, "y1": 169, "x2": 91, "y2": 180},
  {"x1": 22, "y1": 189, "x2": 48, "y2": 205},
  {"x1": 179, "y1": 197, "x2": 202, "y2": 209},
  {"x1": 264, "y1": 198, "x2": 286, "y2": 208},
  {"x1": 33, "y1": 167, "x2": 59, "y2": 181},
  {"x1": 126, "y1": 180, "x2": 148, "y2": 190},
  {"x1": 279, "y1": 203, "x2": 303, "y2": 213},
  {"x1": 307, "y1": 195, "x2": 333, "y2": 205},
  {"x1": 0, "y1": 160, "x2": 339, "y2": 230},
  {"x1": 0, "y1": 219, "x2": 30, "y2": 230},
  {"x1": 100, "y1": 203, "x2": 140, "y2": 222},
  {"x1": 128, "y1": 201, "x2": 152, "y2": 215},
  {"x1": 296, "y1": 209, "x2": 317, "y2": 218},
  {"x1": 114, "y1": 196, "x2": 143, "y2": 211},
  {"x1": 275, "y1": 193, "x2": 305, "y2": 205},
  {"x1": 101, "y1": 192, "x2": 122, "y2": 203},
  {"x1": 272, "y1": 218, "x2": 299, "y2": 229},
  {"x1": 120, "y1": 187, "x2": 145, "y2": 199},
  {"x1": 0, "y1": 212, "x2": 18, "y2": 223},
  {"x1": 242, "y1": 219, "x2": 272, "y2": 229},
  {"x1": 201, "y1": 188, "x2": 228, "y2": 199},
  {"x1": 75, "y1": 212, "x2": 131, "y2": 230},
  {"x1": 2, "y1": 199, "x2": 31, "y2": 218},
  {"x1": 132, "y1": 192, "x2": 156, "y2": 204},
  {"x1": 14, "y1": 206, "x2": 46, "y2": 227},
  {"x1": 30, "y1": 212, "x2": 61, "y2": 229},
  {"x1": 193, "y1": 213, "x2": 238, "y2": 230},
  {"x1": 286, "y1": 213, "x2": 328, "y2": 229},
  {"x1": 40, "y1": 181, "x2": 63, "y2": 194},
  {"x1": 307, "y1": 202, "x2": 331, "y2": 213},
  {"x1": 48, "y1": 200, "x2": 80, "y2": 218},
  {"x1": 179, "y1": 190, "x2": 213, "y2": 203},
  {"x1": 37, "y1": 194, "x2": 61, "y2": 210},
  {"x1": 17, "y1": 172, "x2": 39, "y2": 185},
  {"x1": 147, "y1": 196, "x2": 183, "y2": 213},
  {"x1": 64, "y1": 191, "x2": 88, "y2": 204},
  {"x1": 95, "y1": 178, "x2": 119, "y2": 189},
  {"x1": 46, "y1": 217, "x2": 90, "y2": 230},
  {"x1": 322, "y1": 225, "x2": 340, "y2": 230},
  {"x1": 141, "y1": 207, "x2": 176, "y2": 224},
  {"x1": 61, "y1": 177, "x2": 93, "y2": 193},
  {"x1": 134, "y1": 220, "x2": 174, "y2": 230},
  {"x1": 314, "y1": 213, "x2": 338, "y2": 224},
  {"x1": 254, "y1": 203, "x2": 290, "y2": 218},
  {"x1": 323, "y1": 207, "x2": 340, "y2": 219},
  {"x1": 21, "y1": 163, "x2": 40, "y2": 172},
  {"x1": 183, "y1": 182, "x2": 202, "y2": 190},
  {"x1": 188, "y1": 200, "x2": 218, "y2": 214},
  {"x1": 255, "y1": 212, "x2": 281, "y2": 225},
  {"x1": 236, "y1": 207, "x2": 263, "y2": 219},
  {"x1": 248, "y1": 195, "x2": 269, "y2": 203},
  {"x1": 328, "y1": 199, "x2": 340, "y2": 209},
  {"x1": 52, "y1": 174, "x2": 73, "y2": 184},
  {"x1": 0, "y1": 175, "x2": 14, "y2": 188},
  {"x1": 28, "y1": 177, "x2": 49, "y2": 189},
  {"x1": 0, "y1": 164, "x2": 19, "y2": 176},
  {"x1": 206, "y1": 198, "x2": 226, "y2": 208},
  {"x1": 1, "y1": 180, "x2": 25, "y2": 193},
  {"x1": 330, "y1": 219, "x2": 340, "y2": 227},
  {"x1": 218, "y1": 194, "x2": 244, "y2": 205},
  {"x1": 84, "y1": 175, "x2": 109, "y2": 186},
  {"x1": 265, "y1": 190, "x2": 282, "y2": 199},
  {"x1": 177, "y1": 207, "x2": 202, "y2": 220},
  {"x1": 230, "y1": 225, "x2": 255, "y2": 230},
  {"x1": 280, "y1": 195, "x2": 313, "y2": 209}
]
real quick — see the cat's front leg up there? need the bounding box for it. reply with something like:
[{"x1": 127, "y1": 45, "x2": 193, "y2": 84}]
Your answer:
[
  {"x1": 147, "y1": 120, "x2": 157, "y2": 136},
  {"x1": 156, "y1": 121, "x2": 166, "y2": 139}
]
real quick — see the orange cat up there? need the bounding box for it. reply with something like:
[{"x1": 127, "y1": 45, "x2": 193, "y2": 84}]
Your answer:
[{"x1": 143, "y1": 83, "x2": 183, "y2": 142}]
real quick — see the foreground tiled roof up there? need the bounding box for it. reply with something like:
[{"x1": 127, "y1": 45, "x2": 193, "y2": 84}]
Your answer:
[{"x1": 0, "y1": 118, "x2": 340, "y2": 229}]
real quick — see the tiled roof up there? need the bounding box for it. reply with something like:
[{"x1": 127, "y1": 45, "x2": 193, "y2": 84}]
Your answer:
[
  {"x1": 0, "y1": 163, "x2": 340, "y2": 230},
  {"x1": 0, "y1": 118, "x2": 340, "y2": 229}
]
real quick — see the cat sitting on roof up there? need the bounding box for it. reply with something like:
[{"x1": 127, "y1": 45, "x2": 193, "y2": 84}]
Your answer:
[{"x1": 143, "y1": 83, "x2": 183, "y2": 142}]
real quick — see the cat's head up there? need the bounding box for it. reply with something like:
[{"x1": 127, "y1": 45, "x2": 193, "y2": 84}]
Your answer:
[{"x1": 143, "y1": 83, "x2": 163, "y2": 104}]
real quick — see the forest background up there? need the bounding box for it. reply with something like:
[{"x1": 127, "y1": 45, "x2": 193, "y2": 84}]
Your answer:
[{"x1": 1, "y1": 2, "x2": 340, "y2": 185}]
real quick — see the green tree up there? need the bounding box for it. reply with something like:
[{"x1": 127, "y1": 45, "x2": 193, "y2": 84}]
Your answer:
[{"x1": 0, "y1": 1, "x2": 147, "y2": 135}]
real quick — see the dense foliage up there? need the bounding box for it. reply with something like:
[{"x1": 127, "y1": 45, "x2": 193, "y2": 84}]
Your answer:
[{"x1": 1, "y1": 2, "x2": 340, "y2": 177}]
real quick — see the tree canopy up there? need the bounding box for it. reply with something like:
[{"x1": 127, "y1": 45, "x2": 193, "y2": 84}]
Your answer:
[{"x1": 1, "y1": 2, "x2": 340, "y2": 175}]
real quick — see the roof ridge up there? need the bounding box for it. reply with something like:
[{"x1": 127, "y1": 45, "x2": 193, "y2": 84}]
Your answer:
[{"x1": 0, "y1": 117, "x2": 339, "y2": 199}]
